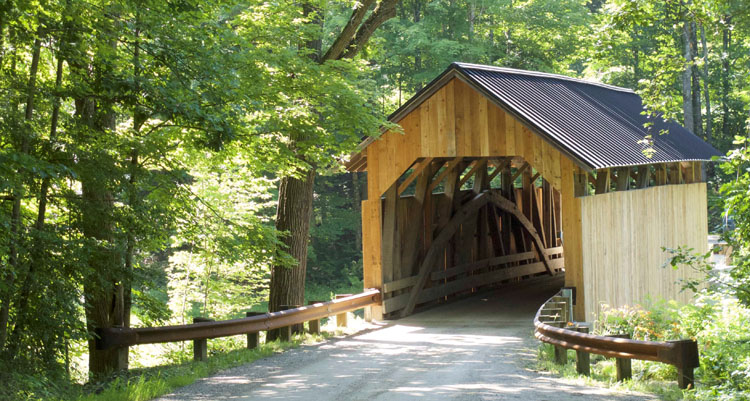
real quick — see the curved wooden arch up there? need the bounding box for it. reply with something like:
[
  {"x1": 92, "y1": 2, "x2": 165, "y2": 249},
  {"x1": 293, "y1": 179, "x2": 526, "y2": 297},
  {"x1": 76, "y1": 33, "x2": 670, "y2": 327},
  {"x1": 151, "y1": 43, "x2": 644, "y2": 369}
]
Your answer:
[{"x1": 400, "y1": 189, "x2": 553, "y2": 317}]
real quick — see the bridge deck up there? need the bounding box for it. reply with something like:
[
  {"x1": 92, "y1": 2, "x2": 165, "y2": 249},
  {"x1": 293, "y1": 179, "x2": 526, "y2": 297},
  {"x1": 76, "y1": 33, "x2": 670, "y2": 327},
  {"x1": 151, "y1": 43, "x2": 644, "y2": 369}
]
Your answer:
[{"x1": 157, "y1": 276, "x2": 655, "y2": 401}]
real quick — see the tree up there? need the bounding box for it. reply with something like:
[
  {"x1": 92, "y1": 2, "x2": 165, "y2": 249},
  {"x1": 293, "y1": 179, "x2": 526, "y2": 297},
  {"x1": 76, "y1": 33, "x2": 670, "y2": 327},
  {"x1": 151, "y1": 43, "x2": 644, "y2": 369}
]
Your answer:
[{"x1": 266, "y1": 0, "x2": 398, "y2": 340}]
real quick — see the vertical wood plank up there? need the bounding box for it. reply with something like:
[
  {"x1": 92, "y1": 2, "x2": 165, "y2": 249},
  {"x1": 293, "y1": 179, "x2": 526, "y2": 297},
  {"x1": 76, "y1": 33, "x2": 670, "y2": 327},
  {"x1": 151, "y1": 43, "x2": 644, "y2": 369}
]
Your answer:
[
  {"x1": 444, "y1": 80, "x2": 456, "y2": 157},
  {"x1": 381, "y1": 185, "x2": 398, "y2": 290},
  {"x1": 505, "y1": 112, "x2": 516, "y2": 155},
  {"x1": 561, "y1": 157, "x2": 585, "y2": 320}
]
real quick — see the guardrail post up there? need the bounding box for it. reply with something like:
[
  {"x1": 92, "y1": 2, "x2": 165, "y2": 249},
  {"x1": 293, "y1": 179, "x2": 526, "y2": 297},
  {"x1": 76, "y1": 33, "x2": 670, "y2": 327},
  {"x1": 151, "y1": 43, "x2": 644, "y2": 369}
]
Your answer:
[
  {"x1": 335, "y1": 294, "x2": 352, "y2": 328},
  {"x1": 192, "y1": 317, "x2": 214, "y2": 361},
  {"x1": 575, "y1": 325, "x2": 591, "y2": 376},
  {"x1": 279, "y1": 305, "x2": 294, "y2": 342},
  {"x1": 609, "y1": 334, "x2": 632, "y2": 381},
  {"x1": 669, "y1": 339, "x2": 700, "y2": 389},
  {"x1": 307, "y1": 301, "x2": 322, "y2": 335},
  {"x1": 245, "y1": 312, "x2": 263, "y2": 349},
  {"x1": 554, "y1": 345, "x2": 568, "y2": 365}
]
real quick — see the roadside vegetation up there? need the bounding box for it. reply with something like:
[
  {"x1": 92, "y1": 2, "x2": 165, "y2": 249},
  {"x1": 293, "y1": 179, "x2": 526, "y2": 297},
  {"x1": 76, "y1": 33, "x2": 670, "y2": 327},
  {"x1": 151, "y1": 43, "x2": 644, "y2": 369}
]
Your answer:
[{"x1": 538, "y1": 140, "x2": 750, "y2": 400}]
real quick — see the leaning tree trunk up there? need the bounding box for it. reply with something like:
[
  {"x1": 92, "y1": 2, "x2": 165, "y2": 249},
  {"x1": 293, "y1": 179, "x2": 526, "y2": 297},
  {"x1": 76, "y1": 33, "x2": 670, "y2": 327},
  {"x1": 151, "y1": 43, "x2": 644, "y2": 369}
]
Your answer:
[{"x1": 267, "y1": 168, "x2": 315, "y2": 340}]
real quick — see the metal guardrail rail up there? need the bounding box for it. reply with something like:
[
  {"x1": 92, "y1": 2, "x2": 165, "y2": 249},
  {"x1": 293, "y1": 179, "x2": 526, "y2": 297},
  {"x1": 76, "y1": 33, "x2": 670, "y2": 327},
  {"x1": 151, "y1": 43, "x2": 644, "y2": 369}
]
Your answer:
[
  {"x1": 533, "y1": 289, "x2": 700, "y2": 389},
  {"x1": 96, "y1": 289, "x2": 381, "y2": 350}
]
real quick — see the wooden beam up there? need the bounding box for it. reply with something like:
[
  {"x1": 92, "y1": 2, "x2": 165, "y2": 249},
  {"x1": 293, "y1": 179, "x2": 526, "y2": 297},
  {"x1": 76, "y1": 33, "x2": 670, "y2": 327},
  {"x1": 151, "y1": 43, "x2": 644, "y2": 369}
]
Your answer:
[
  {"x1": 594, "y1": 168, "x2": 610, "y2": 194},
  {"x1": 615, "y1": 167, "x2": 630, "y2": 191},
  {"x1": 510, "y1": 162, "x2": 529, "y2": 183},
  {"x1": 381, "y1": 184, "x2": 399, "y2": 291},
  {"x1": 428, "y1": 157, "x2": 464, "y2": 193},
  {"x1": 487, "y1": 205, "x2": 505, "y2": 257},
  {"x1": 397, "y1": 158, "x2": 434, "y2": 195},
  {"x1": 534, "y1": 187, "x2": 547, "y2": 248},
  {"x1": 655, "y1": 164, "x2": 667, "y2": 185},
  {"x1": 457, "y1": 158, "x2": 488, "y2": 189},
  {"x1": 485, "y1": 191, "x2": 554, "y2": 275},
  {"x1": 636, "y1": 165, "x2": 650, "y2": 188},
  {"x1": 669, "y1": 162, "x2": 681, "y2": 184},
  {"x1": 475, "y1": 166, "x2": 490, "y2": 262},
  {"x1": 400, "y1": 164, "x2": 434, "y2": 282},
  {"x1": 431, "y1": 251, "x2": 537, "y2": 281},
  {"x1": 587, "y1": 174, "x2": 597, "y2": 187},
  {"x1": 574, "y1": 170, "x2": 588, "y2": 197},
  {"x1": 487, "y1": 158, "x2": 511, "y2": 184},
  {"x1": 544, "y1": 183, "x2": 555, "y2": 247}
]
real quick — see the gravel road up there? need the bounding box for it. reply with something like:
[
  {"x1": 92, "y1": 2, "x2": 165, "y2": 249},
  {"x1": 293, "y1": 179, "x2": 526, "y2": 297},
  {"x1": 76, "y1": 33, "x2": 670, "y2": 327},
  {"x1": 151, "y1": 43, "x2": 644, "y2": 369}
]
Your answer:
[{"x1": 157, "y1": 276, "x2": 657, "y2": 401}]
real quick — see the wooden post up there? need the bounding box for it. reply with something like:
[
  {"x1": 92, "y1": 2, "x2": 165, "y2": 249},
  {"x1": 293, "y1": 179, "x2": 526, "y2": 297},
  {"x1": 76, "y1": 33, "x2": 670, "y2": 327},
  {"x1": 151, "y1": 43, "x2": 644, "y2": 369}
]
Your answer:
[
  {"x1": 636, "y1": 165, "x2": 650, "y2": 188},
  {"x1": 594, "y1": 168, "x2": 610, "y2": 194},
  {"x1": 609, "y1": 334, "x2": 632, "y2": 381},
  {"x1": 245, "y1": 312, "x2": 263, "y2": 349},
  {"x1": 554, "y1": 345, "x2": 568, "y2": 365},
  {"x1": 575, "y1": 326, "x2": 591, "y2": 376},
  {"x1": 669, "y1": 339, "x2": 700, "y2": 389},
  {"x1": 307, "y1": 301, "x2": 322, "y2": 334},
  {"x1": 335, "y1": 294, "x2": 351, "y2": 328},
  {"x1": 192, "y1": 317, "x2": 214, "y2": 361},
  {"x1": 615, "y1": 167, "x2": 630, "y2": 191},
  {"x1": 278, "y1": 306, "x2": 293, "y2": 342},
  {"x1": 381, "y1": 184, "x2": 398, "y2": 311}
]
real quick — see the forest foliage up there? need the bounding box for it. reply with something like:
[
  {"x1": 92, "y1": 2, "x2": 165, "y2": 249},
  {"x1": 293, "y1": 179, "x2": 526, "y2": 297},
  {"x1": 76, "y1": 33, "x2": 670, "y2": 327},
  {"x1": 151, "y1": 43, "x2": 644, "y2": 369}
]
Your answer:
[{"x1": 2, "y1": 0, "x2": 750, "y2": 399}]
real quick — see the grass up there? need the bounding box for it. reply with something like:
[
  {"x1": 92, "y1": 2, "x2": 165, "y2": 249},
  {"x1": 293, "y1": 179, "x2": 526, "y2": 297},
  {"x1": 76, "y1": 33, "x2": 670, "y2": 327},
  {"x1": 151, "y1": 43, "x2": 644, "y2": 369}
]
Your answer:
[
  {"x1": 536, "y1": 343, "x2": 687, "y2": 400},
  {"x1": 71, "y1": 334, "x2": 316, "y2": 401}
]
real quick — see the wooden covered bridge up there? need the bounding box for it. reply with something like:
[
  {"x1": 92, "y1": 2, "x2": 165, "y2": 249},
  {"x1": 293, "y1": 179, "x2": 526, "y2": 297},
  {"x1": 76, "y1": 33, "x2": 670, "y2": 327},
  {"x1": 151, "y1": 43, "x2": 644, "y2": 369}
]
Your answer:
[{"x1": 346, "y1": 63, "x2": 720, "y2": 321}]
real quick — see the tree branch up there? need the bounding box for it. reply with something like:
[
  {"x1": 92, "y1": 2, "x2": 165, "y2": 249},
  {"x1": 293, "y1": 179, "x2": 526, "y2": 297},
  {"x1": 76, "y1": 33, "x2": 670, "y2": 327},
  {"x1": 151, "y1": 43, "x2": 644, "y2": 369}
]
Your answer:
[
  {"x1": 340, "y1": 0, "x2": 398, "y2": 60},
  {"x1": 321, "y1": 0, "x2": 376, "y2": 62}
]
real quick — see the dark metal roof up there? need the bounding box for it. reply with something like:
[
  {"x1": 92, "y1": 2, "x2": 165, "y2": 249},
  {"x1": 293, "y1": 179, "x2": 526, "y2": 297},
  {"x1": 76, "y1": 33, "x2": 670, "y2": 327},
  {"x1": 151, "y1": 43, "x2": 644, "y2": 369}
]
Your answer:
[{"x1": 452, "y1": 62, "x2": 720, "y2": 170}]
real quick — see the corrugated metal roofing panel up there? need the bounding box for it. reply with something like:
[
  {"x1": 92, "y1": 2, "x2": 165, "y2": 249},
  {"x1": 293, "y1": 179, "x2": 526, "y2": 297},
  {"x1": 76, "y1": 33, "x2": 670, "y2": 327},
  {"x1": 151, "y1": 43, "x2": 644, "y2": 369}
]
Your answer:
[{"x1": 453, "y1": 62, "x2": 721, "y2": 169}]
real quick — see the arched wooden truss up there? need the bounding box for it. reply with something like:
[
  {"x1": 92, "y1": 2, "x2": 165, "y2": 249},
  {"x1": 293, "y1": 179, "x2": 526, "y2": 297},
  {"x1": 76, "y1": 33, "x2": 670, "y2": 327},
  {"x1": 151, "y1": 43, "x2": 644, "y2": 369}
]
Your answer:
[
  {"x1": 400, "y1": 189, "x2": 554, "y2": 317},
  {"x1": 378, "y1": 156, "x2": 565, "y2": 318}
]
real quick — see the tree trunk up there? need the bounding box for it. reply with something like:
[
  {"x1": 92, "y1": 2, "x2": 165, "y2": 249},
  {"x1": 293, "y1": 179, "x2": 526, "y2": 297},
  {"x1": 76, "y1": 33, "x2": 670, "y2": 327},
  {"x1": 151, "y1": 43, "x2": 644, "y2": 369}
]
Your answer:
[
  {"x1": 682, "y1": 21, "x2": 694, "y2": 132},
  {"x1": 79, "y1": 16, "x2": 127, "y2": 377},
  {"x1": 267, "y1": 168, "x2": 315, "y2": 340},
  {"x1": 690, "y1": 22, "x2": 703, "y2": 137},
  {"x1": 700, "y1": 24, "x2": 712, "y2": 142},
  {"x1": 413, "y1": 0, "x2": 422, "y2": 90},
  {"x1": 79, "y1": 96, "x2": 126, "y2": 377},
  {"x1": 721, "y1": 16, "x2": 731, "y2": 141},
  {"x1": 468, "y1": 2, "x2": 475, "y2": 42}
]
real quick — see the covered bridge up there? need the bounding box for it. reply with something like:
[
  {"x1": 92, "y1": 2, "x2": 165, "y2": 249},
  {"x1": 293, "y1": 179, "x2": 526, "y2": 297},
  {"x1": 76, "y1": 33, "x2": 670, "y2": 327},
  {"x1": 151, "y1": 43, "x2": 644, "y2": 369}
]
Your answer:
[{"x1": 346, "y1": 63, "x2": 720, "y2": 321}]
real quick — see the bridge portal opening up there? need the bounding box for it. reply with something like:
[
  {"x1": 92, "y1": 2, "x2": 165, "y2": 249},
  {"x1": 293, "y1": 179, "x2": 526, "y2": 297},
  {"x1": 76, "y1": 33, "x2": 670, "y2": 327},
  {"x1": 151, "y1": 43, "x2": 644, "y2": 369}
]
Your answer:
[{"x1": 373, "y1": 157, "x2": 565, "y2": 319}]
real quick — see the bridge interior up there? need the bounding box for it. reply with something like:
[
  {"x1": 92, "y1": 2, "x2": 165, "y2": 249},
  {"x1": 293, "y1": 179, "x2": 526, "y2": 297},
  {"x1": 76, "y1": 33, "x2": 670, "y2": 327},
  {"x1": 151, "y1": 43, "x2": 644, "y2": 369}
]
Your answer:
[{"x1": 376, "y1": 156, "x2": 565, "y2": 319}]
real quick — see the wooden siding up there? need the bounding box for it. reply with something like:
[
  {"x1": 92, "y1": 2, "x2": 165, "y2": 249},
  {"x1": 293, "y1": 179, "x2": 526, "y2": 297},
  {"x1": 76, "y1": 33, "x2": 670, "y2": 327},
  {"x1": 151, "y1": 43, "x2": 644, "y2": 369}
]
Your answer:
[
  {"x1": 580, "y1": 183, "x2": 708, "y2": 321},
  {"x1": 365, "y1": 78, "x2": 563, "y2": 200}
]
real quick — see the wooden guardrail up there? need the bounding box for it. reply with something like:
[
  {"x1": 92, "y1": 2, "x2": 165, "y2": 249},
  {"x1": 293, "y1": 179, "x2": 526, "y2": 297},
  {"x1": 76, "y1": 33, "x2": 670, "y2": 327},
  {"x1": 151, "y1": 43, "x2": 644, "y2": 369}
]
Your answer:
[
  {"x1": 534, "y1": 289, "x2": 700, "y2": 389},
  {"x1": 95, "y1": 289, "x2": 381, "y2": 362}
]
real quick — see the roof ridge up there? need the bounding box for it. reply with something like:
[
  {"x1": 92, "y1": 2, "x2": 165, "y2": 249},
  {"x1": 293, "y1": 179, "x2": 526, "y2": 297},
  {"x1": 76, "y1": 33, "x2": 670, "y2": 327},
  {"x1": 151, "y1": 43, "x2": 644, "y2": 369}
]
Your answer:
[{"x1": 452, "y1": 62, "x2": 635, "y2": 94}]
